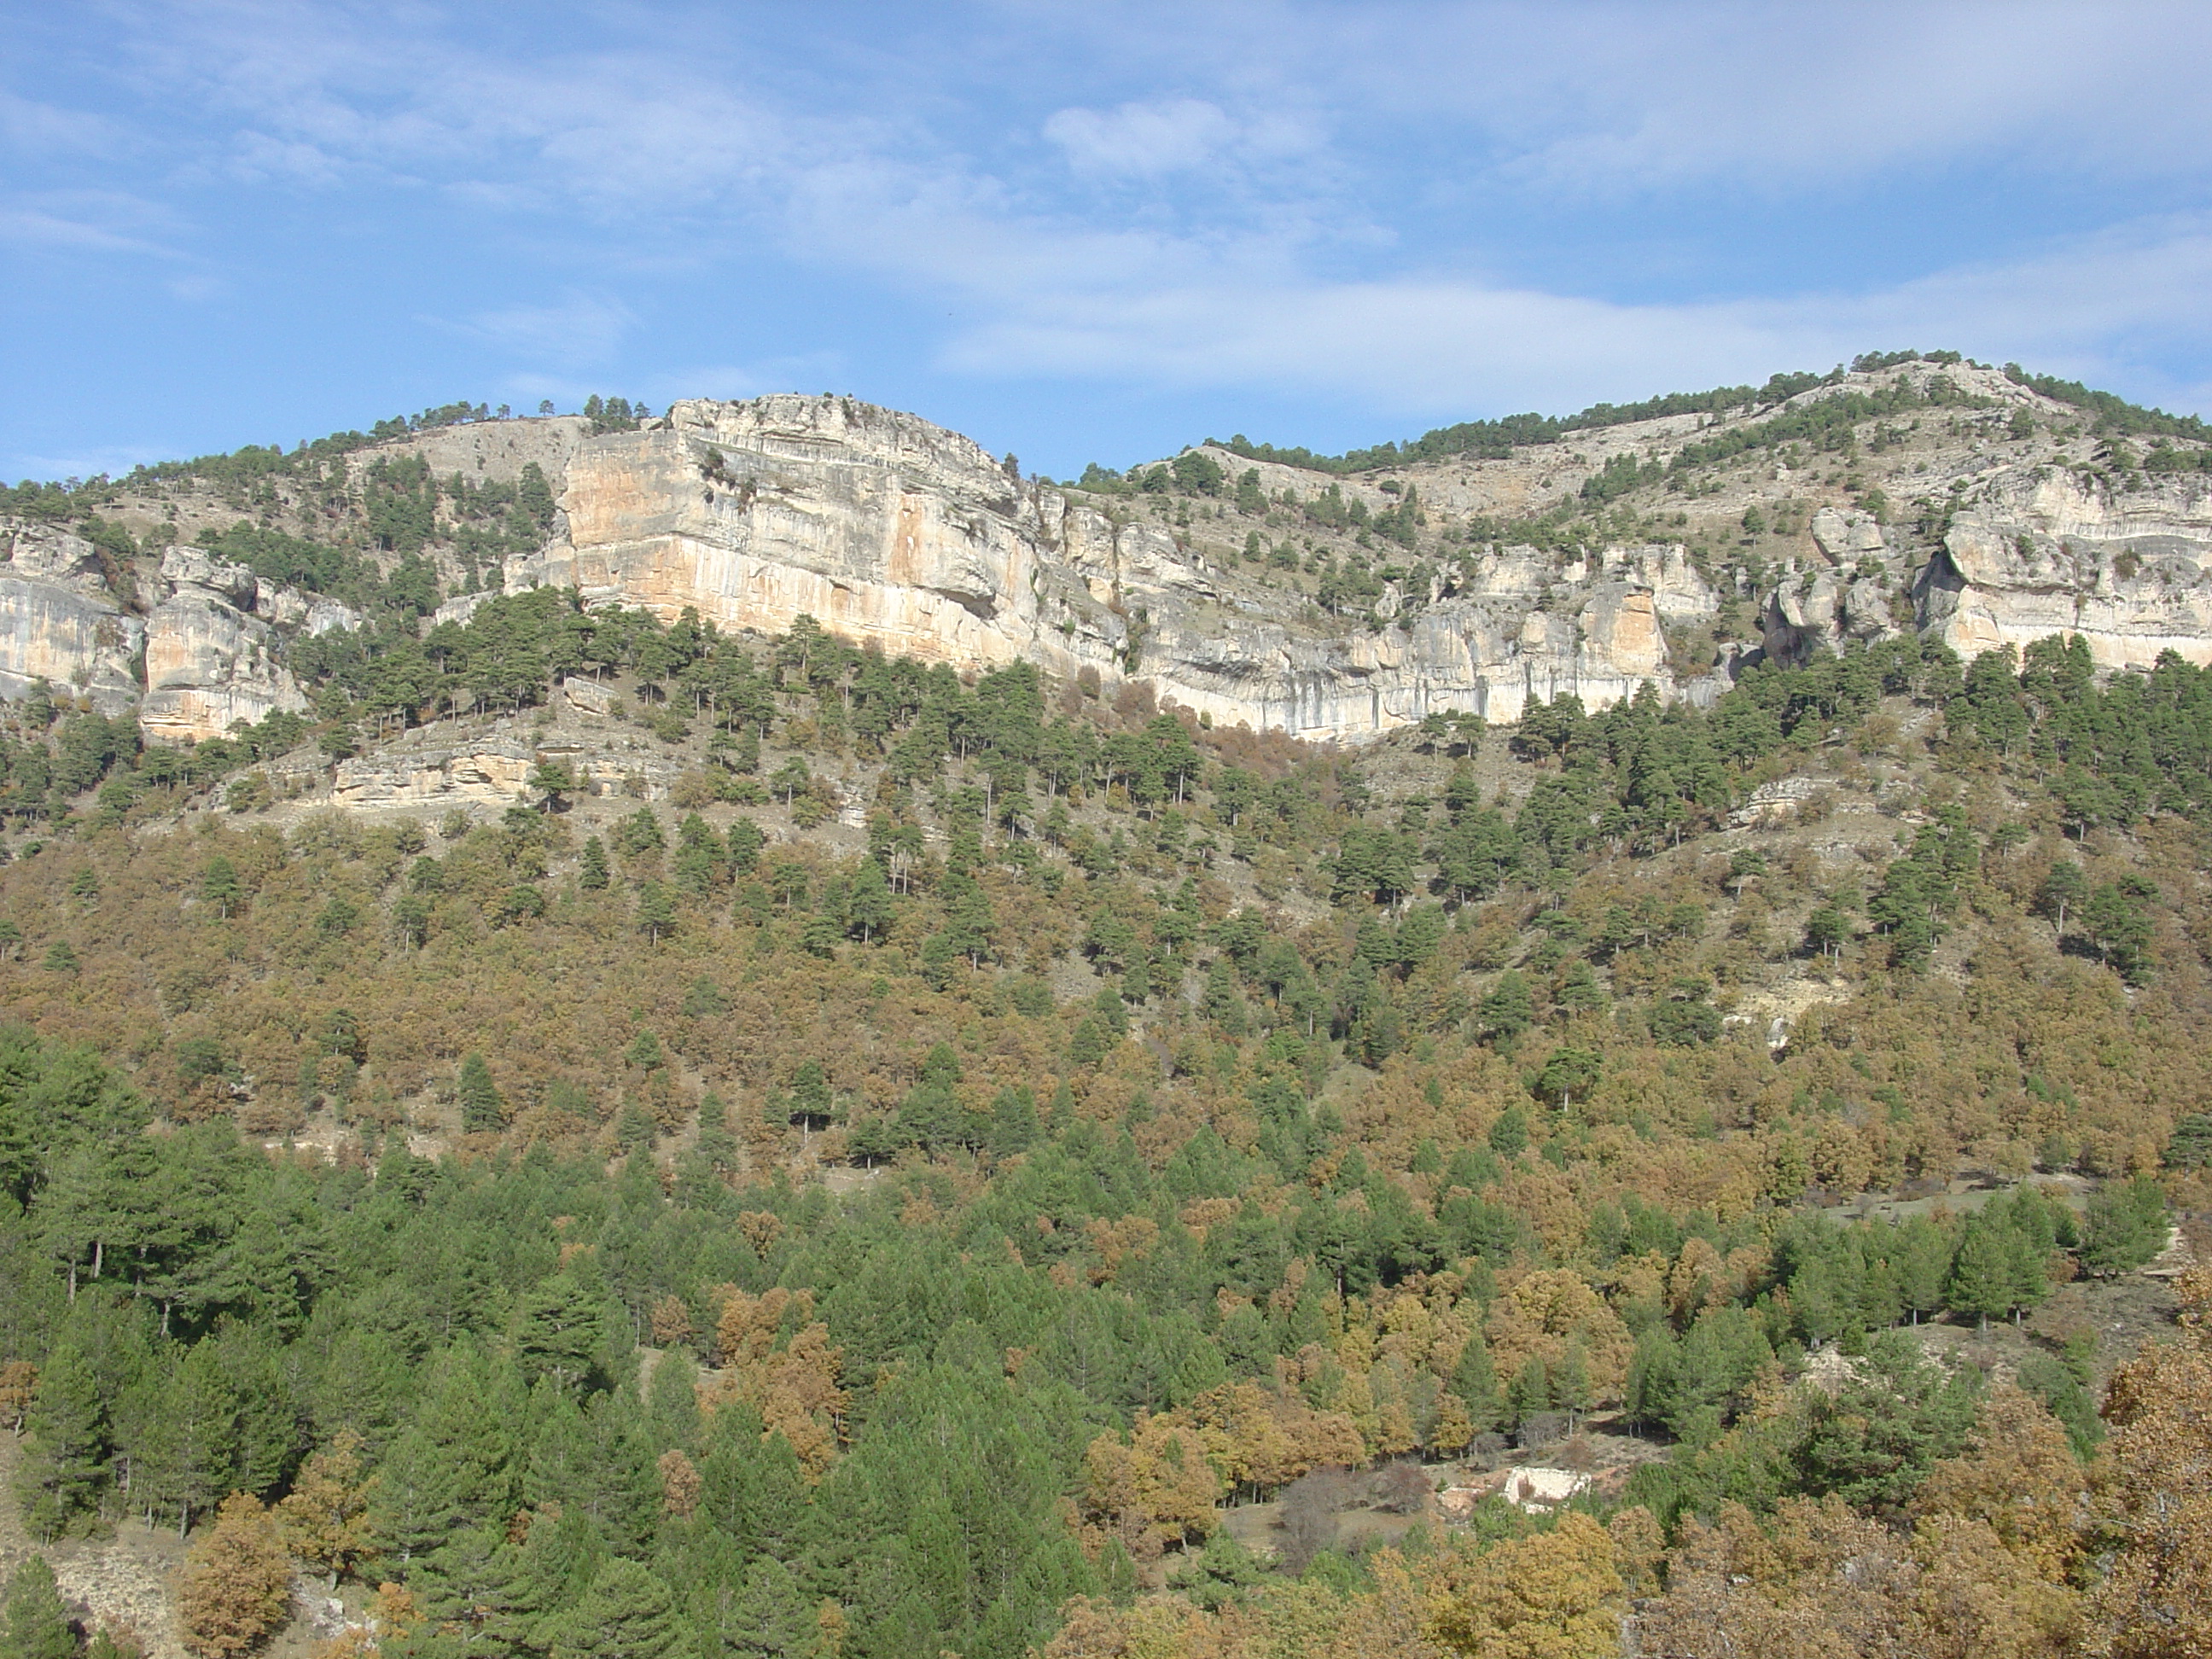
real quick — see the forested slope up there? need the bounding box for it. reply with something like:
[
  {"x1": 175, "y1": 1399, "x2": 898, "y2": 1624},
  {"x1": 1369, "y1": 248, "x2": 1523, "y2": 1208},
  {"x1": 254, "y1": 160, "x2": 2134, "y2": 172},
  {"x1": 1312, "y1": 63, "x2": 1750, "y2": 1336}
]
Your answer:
[{"x1": 0, "y1": 597, "x2": 2206, "y2": 1659}]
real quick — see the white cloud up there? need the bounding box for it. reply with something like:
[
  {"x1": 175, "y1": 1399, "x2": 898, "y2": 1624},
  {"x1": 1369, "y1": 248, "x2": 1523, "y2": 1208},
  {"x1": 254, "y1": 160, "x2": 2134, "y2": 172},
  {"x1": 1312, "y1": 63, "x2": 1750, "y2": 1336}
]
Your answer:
[
  {"x1": 0, "y1": 190, "x2": 189, "y2": 259},
  {"x1": 0, "y1": 90, "x2": 130, "y2": 158},
  {"x1": 1044, "y1": 99, "x2": 1238, "y2": 176},
  {"x1": 936, "y1": 212, "x2": 2212, "y2": 417},
  {"x1": 31, "y1": 1, "x2": 2212, "y2": 424},
  {"x1": 459, "y1": 292, "x2": 637, "y2": 368}
]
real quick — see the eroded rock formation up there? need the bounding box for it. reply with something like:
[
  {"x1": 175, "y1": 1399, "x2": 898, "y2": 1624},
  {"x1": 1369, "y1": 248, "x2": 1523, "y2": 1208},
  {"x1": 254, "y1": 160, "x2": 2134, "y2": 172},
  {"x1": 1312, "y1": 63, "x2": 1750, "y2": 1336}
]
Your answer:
[
  {"x1": 513, "y1": 397, "x2": 1737, "y2": 738},
  {"x1": 1918, "y1": 473, "x2": 2212, "y2": 671},
  {"x1": 17, "y1": 364, "x2": 2212, "y2": 748}
]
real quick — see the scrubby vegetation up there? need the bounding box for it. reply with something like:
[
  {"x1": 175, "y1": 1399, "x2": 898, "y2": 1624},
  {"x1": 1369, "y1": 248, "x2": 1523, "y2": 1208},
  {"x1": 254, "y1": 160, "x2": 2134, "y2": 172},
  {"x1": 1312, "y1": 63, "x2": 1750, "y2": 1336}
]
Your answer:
[
  {"x1": 3, "y1": 354, "x2": 2212, "y2": 1657},
  {"x1": 0, "y1": 598, "x2": 2205, "y2": 1658}
]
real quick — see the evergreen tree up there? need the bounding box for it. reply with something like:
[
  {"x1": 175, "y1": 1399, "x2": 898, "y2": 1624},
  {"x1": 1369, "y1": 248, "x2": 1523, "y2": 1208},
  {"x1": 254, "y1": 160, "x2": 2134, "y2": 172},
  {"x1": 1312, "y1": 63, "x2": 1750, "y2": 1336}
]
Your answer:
[
  {"x1": 636, "y1": 882, "x2": 676, "y2": 945},
  {"x1": 1945, "y1": 1219, "x2": 2016, "y2": 1332},
  {"x1": 1478, "y1": 972, "x2": 1534, "y2": 1043},
  {"x1": 545, "y1": 1559, "x2": 688, "y2": 1659},
  {"x1": 2167, "y1": 1111, "x2": 2212, "y2": 1170},
  {"x1": 1505, "y1": 1355, "x2": 1551, "y2": 1429},
  {"x1": 515, "y1": 1275, "x2": 606, "y2": 1393},
  {"x1": 0, "y1": 1556, "x2": 78, "y2": 1659},
  {"x1": 725, "y1": 1558, "x2": 813, "y2": 1659},
  {"x1": 14, "y1": 1346, "x2": 108, "y2": 1540},
  {"x1": 371, "y1": 1342, "x2": 524, "y2": 1564},
  {"x1": 1447, "y1": 1330, "x2": 1501, "y2": 1431},
  {"x1": 1201, "y1": 959, "x2": 1249, "y2": 1035},
  {"x1": 579, "y1": 837, "x2": 611, "y2": 891},
  {"x1": 2081, "y1": 1175, "x2": 2168, "y2": 1274},
  {"x1": 457, "y1": 1054, "x2": 504, "y2": 1133},
  {"x1": 847, "y1": 857, "x2": 892, "y2": 944},
  {"x1": 201, "y1": 856, "x2": 242, "y2": 919},
  {"x1": 2036, "y1": 859, "x2": 2087, "y2": 933}
]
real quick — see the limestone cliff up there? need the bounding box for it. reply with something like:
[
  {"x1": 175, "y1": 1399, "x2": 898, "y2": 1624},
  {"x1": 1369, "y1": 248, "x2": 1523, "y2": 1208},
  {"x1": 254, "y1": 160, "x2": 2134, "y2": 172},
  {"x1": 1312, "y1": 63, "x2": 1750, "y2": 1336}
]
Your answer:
[
  {"x1": 1918, "y1": 472, "x2": 2212, "y2": 671},
  {"x1": 21, "y1": 359, "x2": 2212, "y2": 748},
  {"x1": 138, "y1": 548, "x2": 317, "y2": 744},
  {"x1": 0, "y1": 522, "x2": 144, "y2": 714},
  {"x1": 513, "y1": 396, "x2": 1733, "y2": 739}
]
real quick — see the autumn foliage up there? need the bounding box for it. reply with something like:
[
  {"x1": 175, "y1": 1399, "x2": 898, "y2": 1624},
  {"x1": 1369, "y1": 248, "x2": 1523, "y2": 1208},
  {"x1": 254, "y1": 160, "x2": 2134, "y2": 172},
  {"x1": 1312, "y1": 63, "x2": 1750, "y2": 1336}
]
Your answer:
[{"x1": 177, "y1": 1493, "x2": 294, "y2": 1658}]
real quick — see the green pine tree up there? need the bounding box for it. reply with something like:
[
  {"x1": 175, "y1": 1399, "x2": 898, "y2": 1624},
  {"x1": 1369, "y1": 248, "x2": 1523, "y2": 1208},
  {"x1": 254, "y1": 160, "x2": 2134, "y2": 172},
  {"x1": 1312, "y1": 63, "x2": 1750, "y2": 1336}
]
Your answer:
[
  {"x1": 579, "y1": 835, "x2": 612, "y2": 890},
  {"x1": 1478, "y1": 971, "x2": 1533, "y2": 1042},
  {"x1": 1447, "y1": 1330, "x2": 1500, "y2": 1432},
  {"x1": 636, "y1": 882, "x2": 676, "y2": 945},
  {"x1": 1201, "y1": 959, "x2": 1249, "y2": 1035},
  {"x1": 847, "y1": 856, "x2": 892, "y2": 944},
  {"x1": 14, "y1": 1346, "x2": 108, "y2": 1541},
  {"x1": 201, "y1": 855, "x2": 242, "y2": 918},
  {"x1": 515, "y1": 1275, "x2": 606, "y2": 1393},
  {"x1": 1944, "y1": 1219, "x2": 2015, "y2": 1332},
  {"x1": 1505, "y1": 1354, "x2": 1550, "y2": 1429},
  {"x1": 370, "y1": 1342, "x2": 525, "y2": 1563},
  {"x1": 0, "y1": 1556, "x2": 77, "y2": 1659},
  {"x1": 457, "y1": 1054, "x2": 504, "y2": 1133},
  {"x1": 726, "y1": 1557, "x2": 812, "y2": 1659},
  {"x1": 546, "y1": 1558, "x2": 688, "y2": 1659}
]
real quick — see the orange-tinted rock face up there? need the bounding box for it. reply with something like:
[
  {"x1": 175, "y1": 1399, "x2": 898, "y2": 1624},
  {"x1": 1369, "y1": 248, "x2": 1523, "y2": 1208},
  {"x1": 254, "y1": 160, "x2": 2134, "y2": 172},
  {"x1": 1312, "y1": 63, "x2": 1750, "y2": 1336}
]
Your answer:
[{"x1": 518, "y1": 396, "x2": 1731, "y2": 739}]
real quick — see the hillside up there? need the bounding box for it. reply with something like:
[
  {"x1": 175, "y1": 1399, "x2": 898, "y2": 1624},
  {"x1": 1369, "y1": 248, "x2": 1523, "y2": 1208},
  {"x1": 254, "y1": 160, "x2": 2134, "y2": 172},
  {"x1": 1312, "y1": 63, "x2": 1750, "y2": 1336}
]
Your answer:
[
  {"x1": 9, "y1": 353, "x2": 2212, "y2": 753},
  {"x1": 0, "y1": 362, "x2": 2208, "y2": 1659}
]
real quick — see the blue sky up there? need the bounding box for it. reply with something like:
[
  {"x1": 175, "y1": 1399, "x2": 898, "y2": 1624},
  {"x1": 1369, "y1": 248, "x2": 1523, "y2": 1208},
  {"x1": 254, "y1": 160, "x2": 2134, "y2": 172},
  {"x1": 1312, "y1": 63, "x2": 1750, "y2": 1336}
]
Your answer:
[{"x1": 8, "y1": 1, "x2": 2212, "y2": 483}]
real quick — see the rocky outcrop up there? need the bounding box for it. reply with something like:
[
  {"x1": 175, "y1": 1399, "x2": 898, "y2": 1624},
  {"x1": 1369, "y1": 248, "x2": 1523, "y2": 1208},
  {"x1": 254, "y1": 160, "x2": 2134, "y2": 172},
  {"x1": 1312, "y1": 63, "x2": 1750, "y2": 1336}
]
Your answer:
[
  {"x1": 513, "y1": 397, "x2": 1731, "y2": 739},
  {"x1": 329, "y1": 738, "x2": 538, "y2": 809},
  {"x1": 327, "y1": 727, "x2": 684, "y2": 809},
  {"x1": 1918, "y1": 473, "x2": 2212, "y2": 670},
  {"x1": 139, "y1": 549, "x2": 314, "y2": 744},
  {"x1": 0, "y1": 521, "x2": 145, "y2": 715},
  {"x1": 23, "y1": 372, "x2": 2212, "y2": 751}
]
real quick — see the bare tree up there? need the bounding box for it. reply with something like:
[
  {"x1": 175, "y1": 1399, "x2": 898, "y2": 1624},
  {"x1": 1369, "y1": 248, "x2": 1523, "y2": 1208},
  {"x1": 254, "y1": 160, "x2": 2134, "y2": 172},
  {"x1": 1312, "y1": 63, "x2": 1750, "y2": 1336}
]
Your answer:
[{"x1": 1276, "y1": 1469, "x2": 1348, "y2": 1572}]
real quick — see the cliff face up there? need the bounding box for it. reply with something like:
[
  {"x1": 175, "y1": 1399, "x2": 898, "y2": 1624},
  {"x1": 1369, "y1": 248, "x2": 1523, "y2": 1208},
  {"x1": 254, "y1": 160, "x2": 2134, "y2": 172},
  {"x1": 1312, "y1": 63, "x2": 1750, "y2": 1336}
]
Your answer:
[
  {"x1": 138, "y1": 549, "x2": 317, "y2": 744},
  {"x1": 511, "y1": 396, "x2": 1733, "y2": 738},
  {"x1": 22, "y1": 364, "x2": 2212, "y2": 748},
  {"x1": 0, "y1": 528, "x2": 357, "y2": 740},
  {"x1": 1918, "y1": 473, "x2": 2212, "y2": 671},
  {"x1": 0, "y1": 523, "x2": 144, "y2": 714}
]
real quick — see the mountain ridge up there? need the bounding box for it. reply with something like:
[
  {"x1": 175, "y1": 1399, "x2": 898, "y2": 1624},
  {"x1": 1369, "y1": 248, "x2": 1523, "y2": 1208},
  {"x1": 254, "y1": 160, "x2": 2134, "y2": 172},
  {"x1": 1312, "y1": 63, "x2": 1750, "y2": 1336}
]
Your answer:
[{"x1": 3, "y1": 356, "x2": 2211, "y2": 750}]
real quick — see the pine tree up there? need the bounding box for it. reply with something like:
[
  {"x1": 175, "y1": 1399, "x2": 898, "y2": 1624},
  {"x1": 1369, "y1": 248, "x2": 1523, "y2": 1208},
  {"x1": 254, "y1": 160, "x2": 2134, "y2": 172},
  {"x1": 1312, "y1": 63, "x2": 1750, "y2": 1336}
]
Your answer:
[
  {"x1": 0, "y1": 1556, "x2": 78, "y2": 1659},
  {"x1": 1202, "y1": 959, "x2": 1249, "y2": 1035},
  {"x1": 846, "y1": 857, "x2": 891, "y2": 944},
  {"x1": 139, "y1": 1343, "x2": 242, "y2": 1536},
  {"x1": 201, "y1": 856, "x2": 242, "y2": 918},
  {"x1": 636, "y1": 882, "x2": 676, "y2": 945},
  {"x1": 546, "y1": 1558, "x2": 688, "y2": 1659},
  {"x1": 726, "y1": 1558, "x2": 812, "y2": 1659},
  {"x1": 14, "y1": 1345, "x2": 108, "y2": 1541},
  {"x1": 457, "y1": 1054, "x2": 504, "y2": 1133},
  {"x1": 1554, "y1": 1342, "x2": 1592, "y2": 1431},
  {"x1": 515, "y1": 1275, "x2": 606, "y2": 1393},
  {"x1": 370, "y1": 1342, "x2": 524, "y2": 1563},
  {"x1": 579, "y1": 836, "x2": 611, "y2": 890},
  {"x1": 1478, "y1": 972, "x2": 1533, "y2": 1042},
  {"x1": 1448, "y1": 1330, "x2": 1501, "y2": 1432},
  {"x1": 1946, "y1": 1220, "x2": 2016, "y2": 1332},
  {"x1": 1506, "y1": 1355, "x2": 1551, "y2": 1429}
]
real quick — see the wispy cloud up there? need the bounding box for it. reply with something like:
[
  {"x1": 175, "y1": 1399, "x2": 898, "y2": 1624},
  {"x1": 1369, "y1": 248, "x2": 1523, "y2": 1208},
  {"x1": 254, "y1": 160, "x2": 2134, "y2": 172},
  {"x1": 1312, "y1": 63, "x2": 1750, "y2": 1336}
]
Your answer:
[
  {"x1": 1045, "y1": 99, "x2": 1237, "y2": 176},
  {"x1": 457, "y1": 292, "x2": 637, "y2": 369},
  {"x1": 0, "y1": 190, "x2": 189, "y2": 259},
  {"x1": 14, "y1": 0, "x2": 2212, "y2": 451}
]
